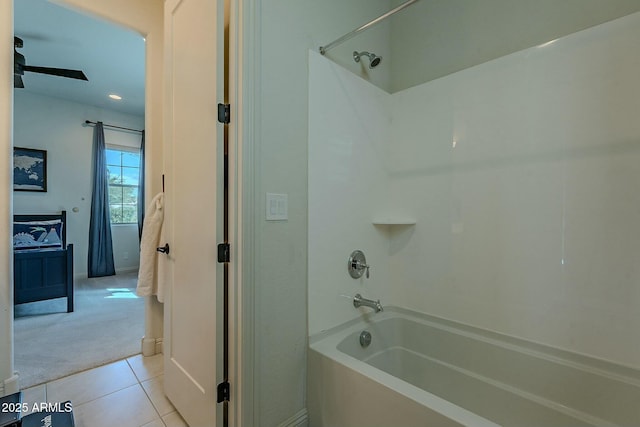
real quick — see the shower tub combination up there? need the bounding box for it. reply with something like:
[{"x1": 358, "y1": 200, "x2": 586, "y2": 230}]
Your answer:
[{"x1": 308, "y1": 307, "x2": 640, "y2": 427}]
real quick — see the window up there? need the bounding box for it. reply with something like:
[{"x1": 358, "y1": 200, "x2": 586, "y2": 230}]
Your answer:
[{"x1": 106, "y1": 148, "x2": 140, "y2": 224}]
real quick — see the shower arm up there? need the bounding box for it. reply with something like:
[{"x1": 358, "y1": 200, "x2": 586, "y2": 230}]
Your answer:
[{"x1": 319, "y1": 0, "x2": 418, "y2": 55}]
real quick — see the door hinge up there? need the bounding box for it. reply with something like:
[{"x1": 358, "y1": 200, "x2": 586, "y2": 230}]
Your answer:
[
  {"x1": 217, "y1": 381, "x2": 230, "y2": 403},
  {"x1": 218, "y1": 103, "x2": 230, "y2": 124},
  {"x1": 217, "y1": 243, "x2": 230, "y2": 263}
]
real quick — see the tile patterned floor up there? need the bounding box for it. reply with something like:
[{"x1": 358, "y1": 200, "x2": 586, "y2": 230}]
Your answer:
[{"x1": 21, "y1": 354, "x2": 187, "y2": 427}]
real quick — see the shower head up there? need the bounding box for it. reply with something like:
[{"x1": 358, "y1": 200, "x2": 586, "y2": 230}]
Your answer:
[{"x1": 353, "y1": 51, "x2": 382, "y2": 69}]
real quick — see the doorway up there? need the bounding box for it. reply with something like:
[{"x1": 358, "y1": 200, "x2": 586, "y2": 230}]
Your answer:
[{"x1": 12, "y1": 0, "x2": 146, "y2": 388}]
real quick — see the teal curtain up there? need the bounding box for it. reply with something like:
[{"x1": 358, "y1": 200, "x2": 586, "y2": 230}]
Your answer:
[
  {"x1": 137, "y1": 130, "x2": 145, "y2": 241},
  {"x1": 88, "y1": 122, "x2": 115, "y2": 277}
]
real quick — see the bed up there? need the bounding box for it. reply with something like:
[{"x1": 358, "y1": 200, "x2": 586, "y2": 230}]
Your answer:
[{"x1": 13, "y1": 211, "x2": 74, "y2": 312}]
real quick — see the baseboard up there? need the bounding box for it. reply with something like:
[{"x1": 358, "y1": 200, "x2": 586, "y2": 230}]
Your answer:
[
  {"x1": 74, "y1": 267, "x2": 139, "y2": 281},
  {"x1": 141, "y1": 337, "x2": 163, "y2": 356},
  {"x1": 1, "y1": 373, "x2": 19, "y2": 397},
  {"x1": 278, "y1": 408, "x2": 308, "y2": 427},
  {"x1": 116, "y1": 267, "x2": 139, "y2": 275}
]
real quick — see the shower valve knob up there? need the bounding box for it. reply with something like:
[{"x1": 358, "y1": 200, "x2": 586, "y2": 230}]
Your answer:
[{"x1": 348, "y1": 250, "x2": 370, "y2": 279}]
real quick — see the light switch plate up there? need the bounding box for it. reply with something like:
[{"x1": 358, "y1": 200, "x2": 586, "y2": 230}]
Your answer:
[{"x1": 266, "y1": 193, "x2": 288, "y2": 221}]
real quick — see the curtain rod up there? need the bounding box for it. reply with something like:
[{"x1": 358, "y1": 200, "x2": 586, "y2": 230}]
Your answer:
[
  {"x1": 84, "y1": 120, "x2": 143, "y2": 134},
  {"x1": 319, "y1": 0, "x2": 418, "y2": 55}
]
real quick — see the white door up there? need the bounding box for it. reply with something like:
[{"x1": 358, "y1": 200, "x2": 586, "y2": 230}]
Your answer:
[{"x1": 163, "y1": 0, "x2": 224, "y2": 425}]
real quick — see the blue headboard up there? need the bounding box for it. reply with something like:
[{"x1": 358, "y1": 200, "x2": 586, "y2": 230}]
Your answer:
[{"x1": 13, "y1": 210, "x2": 67, "y2": 249}]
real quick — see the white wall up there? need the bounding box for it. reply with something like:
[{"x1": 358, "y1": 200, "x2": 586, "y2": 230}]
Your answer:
[
  {"x1": 308, "y1": 51, "x2": 392, "y2": 335},
  {"x1": 13, "y1": 91, "x2": 144, "y2": 276},
  {"x1": 309, "y1": 11, "x2": 640, "y2": 368},
  {"x1": 256, "y1": 1, "x2": 392, "y2": 424}
]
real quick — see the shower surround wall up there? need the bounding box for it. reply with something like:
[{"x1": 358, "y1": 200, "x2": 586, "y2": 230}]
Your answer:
[
  {"x1": 308, "y1": 51, "x2": 391, "y2": 335},
  {"x1": 309, "y1": 11, "x2": 640, "y2": 367}
]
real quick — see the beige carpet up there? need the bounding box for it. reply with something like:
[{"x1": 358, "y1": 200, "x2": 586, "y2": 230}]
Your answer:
[{"x1": 14, "y1": 270, "x2": 145, "y2": 388}]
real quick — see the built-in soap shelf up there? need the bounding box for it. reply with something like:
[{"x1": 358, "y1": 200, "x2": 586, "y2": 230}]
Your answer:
[{"x1": 372, "y1": 219, "x2": 416, "y2": 226}]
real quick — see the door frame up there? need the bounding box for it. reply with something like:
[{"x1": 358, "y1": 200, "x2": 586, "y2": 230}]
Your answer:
[
  {"x1": 0, "y1": 0, "x2": 17, "y2": 397},
  {"x1": 227, "y1": 0, "x2": 265, "y2": 424},
  {"x1": 228, "y1": 0, "x2": 252, "y2": 424}
]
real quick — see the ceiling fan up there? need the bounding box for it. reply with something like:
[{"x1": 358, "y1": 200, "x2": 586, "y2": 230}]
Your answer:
[{"x1": 14, "y1": 36, "x2": 88, "y2": 88}]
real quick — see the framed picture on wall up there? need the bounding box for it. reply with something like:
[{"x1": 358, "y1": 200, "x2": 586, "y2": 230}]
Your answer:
[{"x1": 13, "y1": 147, "x2": 47, "y2": 192}]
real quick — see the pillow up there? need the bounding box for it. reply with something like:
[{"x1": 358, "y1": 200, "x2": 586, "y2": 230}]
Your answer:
[{"x1": 13, "y1": 220, "x2": 63, "y2": 250}]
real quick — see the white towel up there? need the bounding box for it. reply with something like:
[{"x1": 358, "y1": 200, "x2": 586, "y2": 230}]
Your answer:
[{"x1": 136, "y1": 192, "x2": 165, "y2": 301}]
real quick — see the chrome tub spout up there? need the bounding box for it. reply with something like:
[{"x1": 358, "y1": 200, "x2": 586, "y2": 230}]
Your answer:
[{"x1": 353, "y1": 293, "x2": 383, "y2": 313}]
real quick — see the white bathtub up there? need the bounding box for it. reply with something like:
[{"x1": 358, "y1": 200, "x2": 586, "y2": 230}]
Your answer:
[{"x1": 308, "y1": 307, "x2": 640, "y2": 427}]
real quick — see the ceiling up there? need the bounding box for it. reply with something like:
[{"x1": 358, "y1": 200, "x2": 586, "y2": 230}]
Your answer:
[{"x1": 14, "y1": 0, "x2": 145, "y2": 117}]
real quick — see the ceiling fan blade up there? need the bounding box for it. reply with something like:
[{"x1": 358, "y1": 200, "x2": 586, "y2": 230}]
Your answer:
[
  {"x1": 23, "y1": 65, "x2": 88, "y2": 81},
  {"x1": 14, "y1": 75, "x2": 24, "y2": 89}
]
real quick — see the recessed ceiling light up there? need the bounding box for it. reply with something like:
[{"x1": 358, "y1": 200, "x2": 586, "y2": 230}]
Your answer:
[{"x1": 109, "y1": 94, "x2": 122, "y2": 100}]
